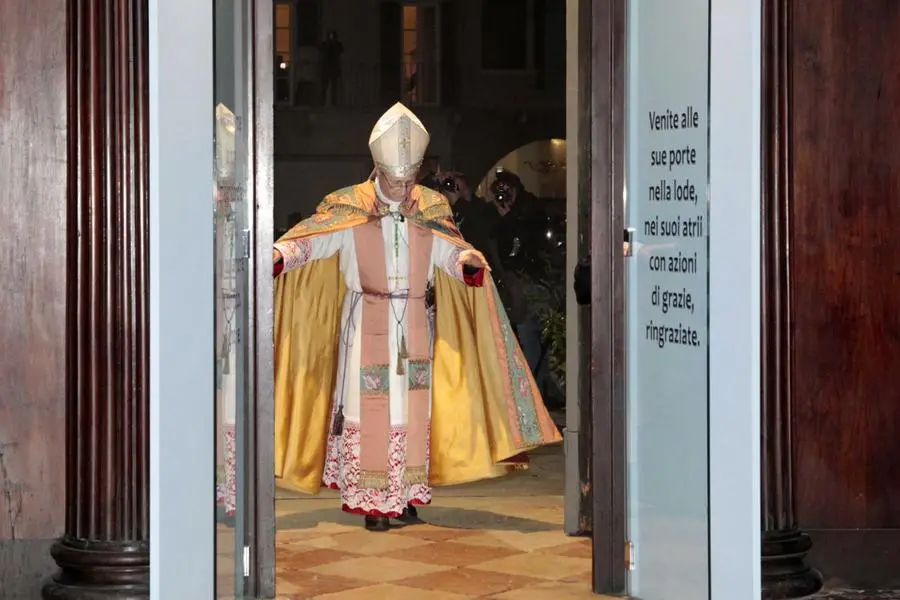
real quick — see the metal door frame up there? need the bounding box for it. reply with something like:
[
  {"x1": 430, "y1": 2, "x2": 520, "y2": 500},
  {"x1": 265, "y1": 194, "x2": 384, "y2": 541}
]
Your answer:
[
  {"x1": 249, "y1": 0, "x2": 277, "y2": 596},
  {"x1": 247, "y1": 0, "x2": 629, "y2": 595},
  {"x1": 588, "y1": 0, "x2": 628, "y2": 593}
]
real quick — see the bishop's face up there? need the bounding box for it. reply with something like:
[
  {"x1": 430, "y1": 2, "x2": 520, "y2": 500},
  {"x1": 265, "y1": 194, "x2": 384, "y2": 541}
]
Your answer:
[{"x1": 377, "y1": 169, "x2": 415, "y2": 202}]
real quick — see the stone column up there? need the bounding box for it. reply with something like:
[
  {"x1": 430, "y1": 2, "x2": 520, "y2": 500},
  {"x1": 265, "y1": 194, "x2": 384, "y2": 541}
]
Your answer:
[
  {"x1": 43, "y1": 0, "x2": 150, "y2": 597},
  {"x1": 760, "y1": 0, "x2": 822, "y2": 596}
]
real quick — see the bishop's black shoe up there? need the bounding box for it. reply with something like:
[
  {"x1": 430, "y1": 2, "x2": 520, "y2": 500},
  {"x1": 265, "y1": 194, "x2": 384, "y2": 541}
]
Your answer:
[
  {"x1": 364, "y1": 516, "x2": 391, "y2": 532},
  {"x1": 398, "y1": 503, "x2": 425, "y2": 525}
]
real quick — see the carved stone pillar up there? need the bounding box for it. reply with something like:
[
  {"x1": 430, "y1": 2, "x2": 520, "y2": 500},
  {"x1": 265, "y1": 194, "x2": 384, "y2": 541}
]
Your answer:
[
  {"x1": 760, "y1": 0, "x2": 822, "y2": 597},
  {"x1": 43, "y1": 0, "x2": 150, "y2": 598}
]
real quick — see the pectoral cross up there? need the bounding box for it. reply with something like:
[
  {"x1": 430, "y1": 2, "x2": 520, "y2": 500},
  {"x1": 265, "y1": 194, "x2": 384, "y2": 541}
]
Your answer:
[{"x1": 390, "y1": 212, "x2": 403, "y2": 284}]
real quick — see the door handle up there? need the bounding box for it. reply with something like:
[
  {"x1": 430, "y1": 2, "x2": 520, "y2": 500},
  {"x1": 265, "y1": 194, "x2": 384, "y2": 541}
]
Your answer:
[{"x1": 624, "y1": 228, "x2": 635, "y2": 257}]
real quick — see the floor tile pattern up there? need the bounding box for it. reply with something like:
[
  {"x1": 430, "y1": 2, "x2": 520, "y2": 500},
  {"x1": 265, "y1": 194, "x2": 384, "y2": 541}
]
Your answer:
[
  {"x1": 274, "y1": 521, "x2": 604, "y2": 599},
  {"x1": 266, "y1": 445, "x2": 610, "y2": 598},
  {"x1": 223, "y1": 444, "x2": 898, "y2": 599}
]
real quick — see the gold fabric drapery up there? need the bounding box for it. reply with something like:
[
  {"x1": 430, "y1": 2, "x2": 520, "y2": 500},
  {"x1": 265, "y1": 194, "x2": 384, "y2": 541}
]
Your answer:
[{"x1": 273, "y1": 182, "x2": 562, "y2": 494}]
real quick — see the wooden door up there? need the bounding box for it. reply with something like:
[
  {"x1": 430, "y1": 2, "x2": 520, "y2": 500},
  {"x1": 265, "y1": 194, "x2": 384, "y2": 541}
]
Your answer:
[
  {"x1": 788, "y1": 0, "x2": 900, "y2": 588},
  {"x1": 0, "y1": 2, "x2": 67, "y2": 597}
]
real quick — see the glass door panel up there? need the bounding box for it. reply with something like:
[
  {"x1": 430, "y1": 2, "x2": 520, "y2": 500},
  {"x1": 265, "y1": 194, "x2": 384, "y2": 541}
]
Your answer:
[
  {"x1": 214, "y1": 0, "x2": 253, "y2": 596},
  {"x1": 624, "y1": 0, "x2": 711, "y2": 597}
]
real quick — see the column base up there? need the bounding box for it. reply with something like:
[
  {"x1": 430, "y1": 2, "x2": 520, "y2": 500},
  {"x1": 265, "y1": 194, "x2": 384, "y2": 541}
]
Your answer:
[
  {"x1": 762, "y1": 528, "x2": 824, "y2": 599},
  {"x1": 42, "y1": 538, "x2": 149, "y2": 600}
]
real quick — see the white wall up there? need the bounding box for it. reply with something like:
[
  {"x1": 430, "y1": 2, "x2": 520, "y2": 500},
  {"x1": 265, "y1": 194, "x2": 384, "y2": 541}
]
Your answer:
[
  {"x1": 149, "y1": 0, "x2": 215, "y2": 597},
  {"x1": 708, "y1": 0, "x2": 762, "y2": 596}
]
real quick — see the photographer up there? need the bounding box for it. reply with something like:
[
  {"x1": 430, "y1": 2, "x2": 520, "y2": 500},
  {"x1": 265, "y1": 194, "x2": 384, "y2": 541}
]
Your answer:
[
  {"x1": 487, "y1": 170, "x2": 566, "y2": 409},
  {"x1": 487, "y1": 169, "x2": 558, "y2": 282},
  {"x1": 419, "y1": 169, "x2": 502, "y2": 270}
]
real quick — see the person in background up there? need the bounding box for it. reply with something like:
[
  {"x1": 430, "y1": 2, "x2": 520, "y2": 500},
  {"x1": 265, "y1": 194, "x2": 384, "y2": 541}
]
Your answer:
[
  {"x1": 418, "y1": 169, "x2": 507, "y2": 367},
  {"x1": 486, "y1": 170, "x2": 565, "y2": 409},
  {"x1": 418, "y1": 169, "x2": 501, "y2": 270},
  {"x1": 271, "y1": 103, "x2": 562, "y2": 532},
  {"x1": 483, "y1": 170, "x2": 540, "y2": 324},
  {"x1": 319, "y1": 30, "x2": 344, "y2": 106}
]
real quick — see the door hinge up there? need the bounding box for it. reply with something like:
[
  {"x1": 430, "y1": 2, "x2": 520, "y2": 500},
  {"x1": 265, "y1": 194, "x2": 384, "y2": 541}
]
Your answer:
[
  {"x1": 624, "y1": 228, "x2": 635, "y2": 258},
  {"x1": 240, "y1": 229, "x2": 252, "y2": 260},
  {"x1": 243, "y1": 545, "x2": 250, "y2": 577},
  {"x1": 625, "y1": 540, "x2": 635, "y2": 571}
]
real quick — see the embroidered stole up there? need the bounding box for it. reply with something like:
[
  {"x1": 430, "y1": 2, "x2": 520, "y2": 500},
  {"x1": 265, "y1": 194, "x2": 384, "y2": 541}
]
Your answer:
[{"x1": 354, "y1": 219, "x2": 433, "y2": 490}]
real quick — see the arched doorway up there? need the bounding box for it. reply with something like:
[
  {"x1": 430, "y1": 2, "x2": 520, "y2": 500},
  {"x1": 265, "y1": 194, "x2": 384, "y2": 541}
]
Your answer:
[{"x1": 476, "y1": 138, "x2": 568, "y2": 203}]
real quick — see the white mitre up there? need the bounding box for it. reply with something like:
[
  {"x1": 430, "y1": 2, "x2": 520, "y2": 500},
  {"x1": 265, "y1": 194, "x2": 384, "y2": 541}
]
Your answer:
[{"x1": 368, "y1": 102, "x2": 430, "y2": 178}]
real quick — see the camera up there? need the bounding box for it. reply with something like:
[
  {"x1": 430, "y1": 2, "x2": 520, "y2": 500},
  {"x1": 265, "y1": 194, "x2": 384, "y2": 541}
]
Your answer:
[
  {"x1": 491, "y1": 179, "x2": 513, "y2": 207},
  {"x1": 439, "y1": 176, "x2": 458, "y2": 194}
]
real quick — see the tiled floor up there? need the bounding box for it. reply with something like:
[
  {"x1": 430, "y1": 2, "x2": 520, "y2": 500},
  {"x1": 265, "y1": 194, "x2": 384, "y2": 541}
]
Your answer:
[
  {"x1": 274, "y1": 519, "x2": 600, "y2": 599},
  {"x1": 220, "y1": 441, "x2": 899, "y2": 599},
  {"x1": 270, "y1": 445, "x2": 611, "y2": 599}
]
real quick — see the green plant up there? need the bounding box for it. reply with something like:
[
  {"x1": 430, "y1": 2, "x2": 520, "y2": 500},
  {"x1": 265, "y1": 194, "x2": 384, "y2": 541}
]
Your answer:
[
  {"x1": 518, "y1": 243, "x2": 567, "y2": 390},
  {"x1": 541, "y1": 307, "x2": 567, "y2": 387}
]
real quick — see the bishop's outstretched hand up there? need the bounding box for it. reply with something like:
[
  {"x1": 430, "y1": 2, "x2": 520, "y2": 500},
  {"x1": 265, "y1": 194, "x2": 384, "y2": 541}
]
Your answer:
[
  {"x1": 457, "y1": 249, "x2": 490, "y2": 271},
  {"x1": 273, "y1": 248, "x2": 285, "y2": 278}
]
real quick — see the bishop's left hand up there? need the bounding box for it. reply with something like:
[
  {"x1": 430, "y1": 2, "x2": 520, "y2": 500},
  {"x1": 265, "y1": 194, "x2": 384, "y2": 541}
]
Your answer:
[{"x1": 457, "y1": 249, "x2": 491, "y2": 271}]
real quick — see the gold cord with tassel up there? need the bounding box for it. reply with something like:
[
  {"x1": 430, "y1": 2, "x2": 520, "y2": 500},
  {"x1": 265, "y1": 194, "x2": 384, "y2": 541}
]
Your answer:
[
  {"x1": 331, "y1": 410, "x2": 345, "y2": 436},
  {"x1": 396, "y1": 331, "x2": 408, "y2": 375}
]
